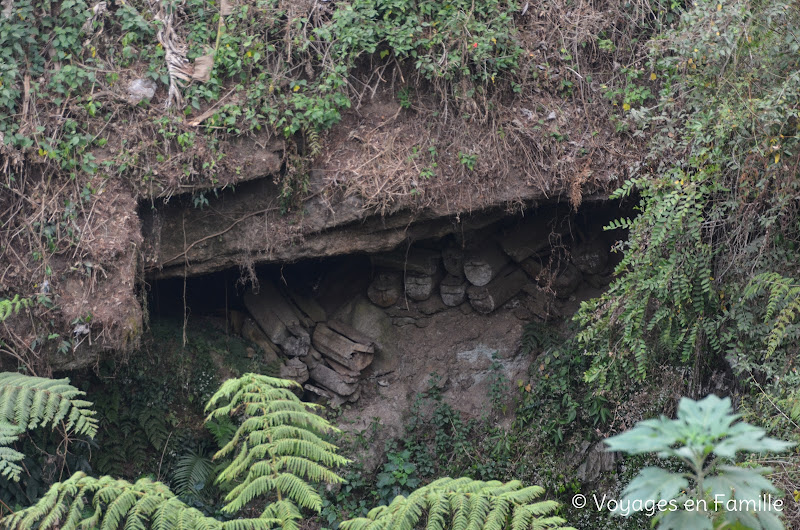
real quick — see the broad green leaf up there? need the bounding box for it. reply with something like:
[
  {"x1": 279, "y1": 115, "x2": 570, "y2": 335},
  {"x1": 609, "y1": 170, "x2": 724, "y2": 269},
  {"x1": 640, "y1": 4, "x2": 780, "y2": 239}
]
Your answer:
[
  {"x1": 706, "y1": 466, "x2": 778, "y2": 506},
  {"x1": 617, "y1": 467, "x2": 687, "y2": 511},
  {"x1": 657, "y1": 508, "x2": 713, "y2": 530}
]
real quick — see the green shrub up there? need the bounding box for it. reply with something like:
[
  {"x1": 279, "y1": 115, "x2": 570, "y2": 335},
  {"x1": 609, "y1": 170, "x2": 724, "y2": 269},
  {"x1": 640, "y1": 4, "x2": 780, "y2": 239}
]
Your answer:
[{"x1": 606, "y1": 395, "x2": 794, "y2": 529}]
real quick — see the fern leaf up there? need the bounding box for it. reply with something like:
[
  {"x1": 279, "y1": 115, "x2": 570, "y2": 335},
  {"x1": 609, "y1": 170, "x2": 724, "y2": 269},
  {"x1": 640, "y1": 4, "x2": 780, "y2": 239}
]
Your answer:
[
  {"x1": 206, "y1": 373, "x2": 347, "y2": 520},
  {"x1": 340, "y1": 478, "x2": 575, "y2": 530},
  {"x1": 1, "y1": 472, "x2": 278, "y2": 530},
  {"x1": 0, "y1": 373, "x2": 98, "y2": 481}
]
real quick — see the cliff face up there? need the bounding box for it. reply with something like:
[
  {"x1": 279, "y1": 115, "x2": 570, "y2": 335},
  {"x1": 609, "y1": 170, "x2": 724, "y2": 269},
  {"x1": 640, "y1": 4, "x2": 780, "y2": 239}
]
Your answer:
[{"x1": 1, "y1": 0, "x2": 639, "y2": 373}]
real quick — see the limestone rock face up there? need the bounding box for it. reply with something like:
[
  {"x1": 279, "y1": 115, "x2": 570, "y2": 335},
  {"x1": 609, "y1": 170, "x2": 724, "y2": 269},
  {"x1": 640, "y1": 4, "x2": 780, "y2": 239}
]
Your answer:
[{"x1": 142, "y1": 165, "x2": 608, "y2": 281}]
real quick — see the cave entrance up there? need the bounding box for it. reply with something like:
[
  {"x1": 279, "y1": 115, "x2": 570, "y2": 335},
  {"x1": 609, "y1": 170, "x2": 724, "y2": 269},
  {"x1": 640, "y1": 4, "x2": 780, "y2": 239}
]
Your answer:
[{"x1": 145, "y1": 200, "x2": 626, "y2": 407}]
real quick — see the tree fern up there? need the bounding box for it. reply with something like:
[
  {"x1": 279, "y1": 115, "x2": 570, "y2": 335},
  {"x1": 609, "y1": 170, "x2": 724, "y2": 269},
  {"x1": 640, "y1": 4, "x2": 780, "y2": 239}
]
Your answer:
[
  {"x1": 205, "y1": 374, "x2": 348, "y2": 522},
  {"x1": 0, "y1": 372, "x2": 98, "y2": 481},
  {"x1": 339, "y1": 477, "x2": 575, "y2": 530},
  {"x1": 1, "y1": 472, "x2": 277, "y2": 530},
  {"x1": 172, "y1": 449, "x2": 216, "y2": 498}
]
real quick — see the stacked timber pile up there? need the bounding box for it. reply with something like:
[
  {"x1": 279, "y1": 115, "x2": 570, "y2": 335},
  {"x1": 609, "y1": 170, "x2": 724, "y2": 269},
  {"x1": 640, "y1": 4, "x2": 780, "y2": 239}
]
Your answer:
[
  {"x1": 242, "y1": 282, "x2": 375, "y2": 406},
  {"x1": 364, "y1": 210, "x2": 615, "y2": 316}
]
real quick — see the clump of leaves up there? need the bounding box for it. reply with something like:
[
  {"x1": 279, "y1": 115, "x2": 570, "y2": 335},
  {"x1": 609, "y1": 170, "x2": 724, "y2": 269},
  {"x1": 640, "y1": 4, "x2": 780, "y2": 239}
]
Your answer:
[{"x1": 606, "y1": 395, "x2": 794, "y2": 529}]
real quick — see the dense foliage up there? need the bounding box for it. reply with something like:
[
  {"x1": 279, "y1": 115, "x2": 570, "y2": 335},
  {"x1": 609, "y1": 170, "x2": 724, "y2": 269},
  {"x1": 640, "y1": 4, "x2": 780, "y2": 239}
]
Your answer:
[
  {"x1": 577, "y1": 0, "x2": 800, "y2": 395},
  {"x1": 0, "y1": 372, "x2": 571, "y2": 530},
  {"x1": 606, "y1": 395, "x2": 793, "y2": 529}
]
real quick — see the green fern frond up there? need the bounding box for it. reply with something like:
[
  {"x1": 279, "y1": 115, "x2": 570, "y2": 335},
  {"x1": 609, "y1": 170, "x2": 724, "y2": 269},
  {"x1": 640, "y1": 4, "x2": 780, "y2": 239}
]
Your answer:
[
  {"x1": 173, "y1": 449, "x2": 216, "y2": 497},
  {"x1": 205, "y1": 374, "x2": 348, "y2": 521},
  {"x1": 340, "y1": 477, "x2": 575, "y2": 530},
  {"x1": 1, "y1": 472, "x2": 276, "y2": 530},
  {"x1": 0, "y1": 372, "x2": 98, "y2": 481}
]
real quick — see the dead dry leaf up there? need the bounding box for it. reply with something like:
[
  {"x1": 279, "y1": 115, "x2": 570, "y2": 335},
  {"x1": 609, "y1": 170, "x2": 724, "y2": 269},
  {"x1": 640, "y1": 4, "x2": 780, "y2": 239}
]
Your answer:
[
  {"x1": 192, "y1": 54, "x2": 214, "y2": 82},
  {"x1": 220, "y1": 0, "x2": 233, "y2": 16}
]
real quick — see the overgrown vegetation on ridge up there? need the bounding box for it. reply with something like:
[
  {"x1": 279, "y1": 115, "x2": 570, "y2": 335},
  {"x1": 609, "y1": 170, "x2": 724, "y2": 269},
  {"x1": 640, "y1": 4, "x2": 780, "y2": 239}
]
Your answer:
[
  {"x1": 0, "y1": 0, "x2": 648, "y2": 367},
  {"x1": 575, "y1": 0, "x2": 800, "y2": 522}
]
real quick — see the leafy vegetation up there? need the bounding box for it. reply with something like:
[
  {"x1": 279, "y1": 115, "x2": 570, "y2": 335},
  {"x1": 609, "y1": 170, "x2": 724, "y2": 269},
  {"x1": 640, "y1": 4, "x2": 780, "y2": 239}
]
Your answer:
[
  {"x1": 577, "y1": 0, "x2": 800, "y2": 396},
  {"x1": 0, "y1": 372, "x2": 572, "y2": 529},
  {"x1": 0, "y1": 373, "x2": 97, "y2": 482},
  {"x1": 339, "y1": 477, "x2": 573, "y2": 530},
  {"x1": 606, "y1": 395, "x2": 793, "y2": 529}
]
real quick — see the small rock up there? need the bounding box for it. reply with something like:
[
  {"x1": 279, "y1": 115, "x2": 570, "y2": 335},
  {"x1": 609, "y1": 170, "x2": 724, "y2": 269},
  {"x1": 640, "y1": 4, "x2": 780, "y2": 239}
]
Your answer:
[
  {"x1": 546, "y1": 111, "x2": 557, "y2": 121},
  {"x1": 576, "y1": 442, "x2": 618, "y2": 483},
  {"x1": 127, "y1": 78, "x2": 156, "y2": 104}
]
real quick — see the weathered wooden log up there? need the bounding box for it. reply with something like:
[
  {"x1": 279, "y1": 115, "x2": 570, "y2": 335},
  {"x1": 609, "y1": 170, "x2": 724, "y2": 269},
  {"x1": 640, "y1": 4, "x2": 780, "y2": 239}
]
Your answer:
[
  {"x1": 519, "y1": 257, "x2": 546, "y2": 281},
  {"x1": 310, "y1": 364, "x2": 359, "y2": 396},
  {"x1": 281, "y1": 333, "x2": 311, "y2": 358},
  {"x1": 440, "y1": 274, "x2": 468, "y2": 306},
  {"x1": 404, "y1": 271, "x2": 441, "y2": 301},
  {"x1": 241, "y1": 318, "x2": 280, "y2": 364},
  {"x1": 467, "y1": 266, "x2": 527, "y2": 314},
  {"x1": 442, "y1": 246, "x2": 465, "y2": 277},
  {"x1": 245, "y1": 283, "x2": 310, "y2": 357},
  {"x1": 312, "y1": 323, "x2": 374, "y2": 372},
  {"x1": 367, "y1": 271, "x2": 402, "y2": 307},
  {"x1": 326, "y1": 358, "x2": 362, "y2": 378},
  {"x1": 280, "y1": 357, "x2": 309, "y2": 384},
  {"x1": 327, "y1": 319, "x2": 376, "y2": 350},
  {"x1": 304, "y1": 383, "x2": 333, "y2": 400},
  {"x1": 371, "y1": 248, "x2": 440, "y2": 275},
  {"x1": 464, "y1": 243, "x2": 510, "y2": 287},
  {"x1": 571, "y1": 240, "x2": 609, "y2": 275},
  {"x1": 287, "y1": 291, "x2": 327, "y2": 323}
]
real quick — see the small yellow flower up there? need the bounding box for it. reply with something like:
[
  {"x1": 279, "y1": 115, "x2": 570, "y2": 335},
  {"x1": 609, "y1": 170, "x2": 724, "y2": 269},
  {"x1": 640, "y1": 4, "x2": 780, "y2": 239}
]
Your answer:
[
  {"x1": 622, "y1": 103, "x2": 631, "y2": 111},
  {"x1": 293, "y1": 85, "x2": 300, "y2": 92},
  {"x1": 650, "y1": 72, "x2": 657, "y2": 80},
  {"x1": 717, "y1": 3, "x2": 722, "y2": 11}
]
